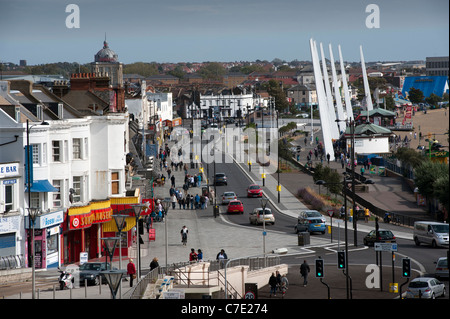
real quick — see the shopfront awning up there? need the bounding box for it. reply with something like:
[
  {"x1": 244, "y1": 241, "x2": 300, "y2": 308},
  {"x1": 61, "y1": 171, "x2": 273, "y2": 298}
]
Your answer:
[{"x1": 25, "y1": 180, "x2": 58, "y2": 192}]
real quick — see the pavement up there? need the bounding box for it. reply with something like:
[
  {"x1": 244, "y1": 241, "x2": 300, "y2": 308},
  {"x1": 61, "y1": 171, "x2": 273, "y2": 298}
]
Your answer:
[{"x1": 1, "y1": 129, "x2": 438, "y2": 301}]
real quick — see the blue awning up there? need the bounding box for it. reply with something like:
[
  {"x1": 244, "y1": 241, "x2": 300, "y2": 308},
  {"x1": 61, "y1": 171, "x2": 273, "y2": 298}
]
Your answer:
[{"x1": 25, "y1": 180, "x2": 58, "y2": 193}]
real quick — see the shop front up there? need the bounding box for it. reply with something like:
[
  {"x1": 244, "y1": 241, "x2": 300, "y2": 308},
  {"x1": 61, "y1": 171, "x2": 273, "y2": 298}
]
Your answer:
[{"x1": 24, "y1": 209, "x2": 64, "y2": 269}]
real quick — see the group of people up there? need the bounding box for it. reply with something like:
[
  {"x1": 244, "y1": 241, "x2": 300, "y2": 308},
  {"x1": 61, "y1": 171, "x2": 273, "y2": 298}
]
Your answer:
[{"x1": 268, "y1": 270, "x2": 289, "y2": 297}]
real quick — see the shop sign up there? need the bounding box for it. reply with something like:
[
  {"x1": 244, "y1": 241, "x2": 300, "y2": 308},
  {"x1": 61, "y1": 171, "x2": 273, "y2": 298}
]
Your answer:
[
  {"x1": 0, "y1": 162, "x2": 19, "y2": 178},
  {"x1": 70, "y1": 208, "x2": 113, "y2": 230}
]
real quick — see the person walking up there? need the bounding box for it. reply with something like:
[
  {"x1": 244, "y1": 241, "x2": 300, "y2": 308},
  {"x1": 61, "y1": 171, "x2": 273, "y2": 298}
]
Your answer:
[
  {"x1": 127, "y1": 258, "x2": 136, "y2": 287},
  {"x1": 216, "y1": 249, "x2": 228, "y2": 268},
  {"x1": 171, "y1": 194, "x2": 177, "y2": 209},
  {"x1": 280, "y1": 274, "x2": 289, "y2": 298},
  {"x1": 171, "y1": 175, "x2": 176, "y2": 187},
  {"x1": 150, "y1": 257, "x2": 159, "y2": 271},
  {"x1": 300, "y1": 260, "x2": 310, "y2": 287},
  {"x1": 269, "y1": 273, "x2": 278, "y2": 297},
  {"x1": 180, "y1": 226, "x2": 188, "y2": 245}
]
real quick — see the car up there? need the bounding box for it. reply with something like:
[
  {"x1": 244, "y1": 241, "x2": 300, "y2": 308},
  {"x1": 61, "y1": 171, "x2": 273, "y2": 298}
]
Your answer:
[
  {"x1": 78, "y1": 262, "x2": 116, "y2": 286},
  {"x1": 363, "y1": 229, "x2": 396, "y2": 247},
  {"x1": 249, "y1": 208, "x2": 275, "y2": 225},
  {"x1": 405, "y1": 277, "x2": 446, "y2": 299},
  {"x1": 227, "y1": 200, "x2": 244, "y2": 214},
  {"x1": 214, "y1": 173, "x2": 227, "y2": 186},
  {"x1": 298, "y1": 210, "x2": 326, "y2": 224},
  {"x1": 296, "y1": 218, "x2": 326, "y2": 234},
  {"x1": 247, "y1": 184, "x2": 263, "y2": 197},
  {"x1": 434, "y1": 257, "x2": 448, "y2": 279},
  {"x1": 221, "y1": 191, "x2": 237, "y2": 205}
]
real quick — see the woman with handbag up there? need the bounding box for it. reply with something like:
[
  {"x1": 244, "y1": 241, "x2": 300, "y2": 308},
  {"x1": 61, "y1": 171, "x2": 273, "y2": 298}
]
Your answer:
[{"x1": 127, "y1": 258, "x2": 136, "y2": 287}]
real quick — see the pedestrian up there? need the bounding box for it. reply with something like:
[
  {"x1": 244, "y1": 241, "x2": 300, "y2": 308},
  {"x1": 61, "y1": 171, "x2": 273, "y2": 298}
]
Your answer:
[
  {"x1": 171, "y1": 194, "x2": 177, "y2": 209},
  {"x1": 197, "y1": 249, "x2": 203, "y2": 262},
  {"x1": 269, "y1": 273, "x2": 278, "y2": 297},
  {"x1": 364, "y1": 208, "x2": 370, "y2": 223},
  {"x1": 326, "y1": 153, "x2": 330, "y2": 164},
  {"x1": 195, "y1": 194, "x2": 200, "y2": 209},
  {"x1": 150, "y1": 257, "x2": 159, "y2": 271},
  {"x1": 280, "y1": 274, "x2": 289, "y2": 298},
  {"x1": 180, "y1": 226, "x2": 188, "y2": 245},
  {"x1": 276, "y1": 270, "x2": 282, "y2": 291},
  {"x1": 171, "y1": 175, "x2": 175, "y2": 187},
  {"x1": 189, "y1": 248, "x2": 198, "y2": 263},
  {"x1": 216, "y1": 249, "x2": 228, "y2": 268},
  {"x1": 197, "y1": 174, "x2": 202, "y2": 187},
  {"x1": 300, "y1": 260, "x2": 310, "y2": 287},
  {"x1": 127, "y1": 258, "x2": 136, "y2": 287}
]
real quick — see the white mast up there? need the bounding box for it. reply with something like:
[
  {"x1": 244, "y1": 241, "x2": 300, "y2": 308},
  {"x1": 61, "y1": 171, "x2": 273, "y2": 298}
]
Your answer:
[
  {"x1": 329, "y1": 43, "x2": 346, "y2": 133},
  {"x1": 310, "y1": 39, "x2": 335, "y2": 161},
  {"x1": 319, "y1": 43, "x2": 340, "y2": 140},
  {"x1": 338, "y1": 45, "x2": 353, "y2": 121},
  {"x1": 360, "y1": 45, "x2": 373, "y2": 111}
]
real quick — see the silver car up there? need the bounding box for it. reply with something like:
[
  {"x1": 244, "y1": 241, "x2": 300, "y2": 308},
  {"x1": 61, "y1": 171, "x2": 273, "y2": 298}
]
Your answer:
[
  {"x1": 249, "y1": 208, "x2": 275, "y2": 225},
  {"x1": 434, "y1": 257, "x2": 448, "y2": 279},
  {"x1": 405, "y1": 277, "x2": 446, "y2": 299},
  {"x1": 221, "y1": 191, "x2": 237, "y2": 205}
]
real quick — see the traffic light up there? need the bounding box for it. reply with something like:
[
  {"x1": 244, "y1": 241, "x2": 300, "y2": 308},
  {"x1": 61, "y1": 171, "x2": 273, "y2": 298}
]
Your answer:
[
  {"x1": 315, "y1": 259, "x2": 324, "y2": 278},
  {"x1": 337, "y1": 251, "x2": 346, "y2": 270},
  {"x1": 402, "y1": 258, "x2": 411, "y2": 278}
]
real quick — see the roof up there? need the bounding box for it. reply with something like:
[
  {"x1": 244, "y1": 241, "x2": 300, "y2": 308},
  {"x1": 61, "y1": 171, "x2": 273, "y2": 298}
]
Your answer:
[{"x1": 346, "y1": 122, "x2": 392, "y2": 136}]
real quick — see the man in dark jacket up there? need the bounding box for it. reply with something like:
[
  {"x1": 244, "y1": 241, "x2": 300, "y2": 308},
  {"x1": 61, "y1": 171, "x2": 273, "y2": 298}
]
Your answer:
[{"x1": 300, "y1": 260, "x2": 310, "y2": 287}]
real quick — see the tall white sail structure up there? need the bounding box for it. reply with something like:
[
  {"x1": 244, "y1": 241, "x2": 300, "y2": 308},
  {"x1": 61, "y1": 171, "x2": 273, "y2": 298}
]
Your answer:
[
  {"x1": 329, "y1": 43, "x2": 346, "y2": 133},
  {"x1": 338, "y1": 45, "x2": 353, "y2": 121},
  {"x1": 310, "y1": 39, "x2": 335, "y2": 161},
  {"x1": 319, "y1": 43, "x2": 340, "y2": 140},
  {"x1": 360, "y1": 45, "x2": 373, "y2": 111}
]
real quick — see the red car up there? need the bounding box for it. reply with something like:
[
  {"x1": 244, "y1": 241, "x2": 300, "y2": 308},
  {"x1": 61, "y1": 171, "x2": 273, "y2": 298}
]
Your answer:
[
  {"x1": 227, "y1": 200, "x2": 244, "y2": 214},
  {"x1": 247, "y1": 184, "x2": 263, "y2": 197}
]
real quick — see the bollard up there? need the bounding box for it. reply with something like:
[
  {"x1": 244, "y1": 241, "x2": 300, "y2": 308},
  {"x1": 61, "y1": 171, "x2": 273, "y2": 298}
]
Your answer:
[
  {"x1": 85, "y1": 279, "x2": 88, "y2": 298},
  {"x1": 53, "y1": 284, "x2": 56, "y2": 299},
  {"x1": 70, "y1": 286, "x2": 72, "y2": 299}
]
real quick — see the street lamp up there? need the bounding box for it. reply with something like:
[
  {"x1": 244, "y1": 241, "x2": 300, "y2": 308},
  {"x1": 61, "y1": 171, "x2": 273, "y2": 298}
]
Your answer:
[
  {"x1": 161, "y1": 198, "x2": 171, "y2": 271},
  {"x1": 101, "y1": 237, "x2": 119, "y2": 269},
  {"x1": 260, "y1": 196, "x2": 269, "y2": 260},
  {"x1": 113, "y1": 214, "x2": 127, "y2": 298},
  {"x1": 131, "y1": 202, "x2": 150, "y2": 280},
  {"x1": 27, "y1": 206, "x2": 41, "y2": 300},
  {"x1": 25, "y1": 119, "x2": 49, "y2": 300}
]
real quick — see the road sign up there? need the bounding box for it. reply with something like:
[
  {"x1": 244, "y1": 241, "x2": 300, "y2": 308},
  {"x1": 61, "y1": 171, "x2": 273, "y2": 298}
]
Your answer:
[{"x1": 374, "y1": 242, "x2": 398, "y2": 252}]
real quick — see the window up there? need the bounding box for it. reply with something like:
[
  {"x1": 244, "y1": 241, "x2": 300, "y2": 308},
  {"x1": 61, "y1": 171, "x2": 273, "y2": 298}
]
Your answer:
[
  {"x1": 73, "y1": 138, "x2": 81, "y2": 159},
  {"x1": 52, "y1": 141, "x2": 61, "y2": 162},
  {"x1": 84, "y1": 138, "x2": 88, "y2": 159},
  {"x1": 30, "y1": 192, "x2": 40, "y2": 209},
  {"x1": 4, "y1": 184, "x2": 13, "y2": 213},
  {"x1": 111, "y1": 172, "x2": 119, "y2": 195},
  {"x1": 72, "y1": 176, "x2": 82, "y2": 203},
  {"x1": 52, "y1": 180, "x2": 62, "y2": 207},
  {"x1": 32, "y1": 144, "x2": 40, "y2": 164}
]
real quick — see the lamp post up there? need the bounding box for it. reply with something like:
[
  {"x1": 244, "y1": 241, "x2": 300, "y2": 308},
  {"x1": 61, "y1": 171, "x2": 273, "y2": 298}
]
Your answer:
[
  {"x1": 101, "y1": 237, "x2": 119, "y2": 268},
  {"x1": 260, "y1": 196, "x2": 269, "y2": 261},
  {"x1": 113, "y1": 214, "x2": 127, "y2": 298},
  {"x1": 27, "y1": 206, "x2": 40, "y2": 300},
  {"x1": 161, "y1": 198, "x2": 171, "y2": 271},
  {"x1": 131, "y1": 202, "x2": 150, "y2": 280},
  {"x1": 25, "y1": 119, "x2": 49, "y2": 299},
  {"x1": 277, "y1": 110, "x2": 281, "y2": 203}
]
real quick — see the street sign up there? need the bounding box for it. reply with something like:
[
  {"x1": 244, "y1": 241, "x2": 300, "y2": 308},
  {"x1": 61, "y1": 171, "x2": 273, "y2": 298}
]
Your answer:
[{"x1": 374, "y1": 242, "x2": 398, "y2": 252}]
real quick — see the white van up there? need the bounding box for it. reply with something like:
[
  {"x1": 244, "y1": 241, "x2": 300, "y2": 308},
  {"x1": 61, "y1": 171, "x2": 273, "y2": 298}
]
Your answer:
[{"x1": 413, "y1": 221, "x2": 449, "y2": 248}]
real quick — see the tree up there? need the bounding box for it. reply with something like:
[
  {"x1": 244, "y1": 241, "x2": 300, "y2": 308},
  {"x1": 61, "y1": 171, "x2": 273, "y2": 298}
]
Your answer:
[
  {"x1": 408, "y1": 87, "x2": 424, "y2": 104},
  {"x1": 425, "y1": 93, "x2": 442, "y2": 107},
  {"x1": 434, "y1": 175, "x2": 449, "y2": 217},
  {"x1": 263, "y1": 79, "x2": 289, "y2": 112},
  {"x1": 414, "y1": 161, "x2": 448, "y2": 206},
  {"x1": 313, "y1": 163, "x2": 342, "y2": 195},
  {"x1": 198, "y1": 62, "x2": 225, "y2": 80}
]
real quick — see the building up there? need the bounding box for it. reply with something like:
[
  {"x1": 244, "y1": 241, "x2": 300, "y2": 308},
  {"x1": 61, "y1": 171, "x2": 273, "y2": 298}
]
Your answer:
[
  {"x1": 286, "y1": 84, "x2": 317, "y2": 108},
  {"x1": 402, "y1": 76, "x2": 449, "y2": 98},
  {"x1": 426, "y1": 56, "x2": 449, "y2": 77}
]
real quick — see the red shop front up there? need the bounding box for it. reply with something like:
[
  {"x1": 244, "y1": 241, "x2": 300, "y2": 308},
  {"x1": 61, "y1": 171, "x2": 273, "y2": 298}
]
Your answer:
[{"x1": 62, "y1": 200, "x2": 113, "y2": 265}]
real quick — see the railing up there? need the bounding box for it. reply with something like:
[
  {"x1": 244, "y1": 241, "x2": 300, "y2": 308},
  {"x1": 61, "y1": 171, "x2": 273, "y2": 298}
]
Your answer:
[
  {"x1": 128, "y1": 256, "x2": 281, "y2": 299},
  {"x1": 0, "y1": 255, "x2": 24, "y2": 270}
]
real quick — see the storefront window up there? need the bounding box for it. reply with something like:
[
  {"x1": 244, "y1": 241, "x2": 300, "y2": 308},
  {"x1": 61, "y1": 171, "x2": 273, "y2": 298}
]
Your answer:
[{"x1": 47, "y1": 233, "x2": 58, "y2": 255}]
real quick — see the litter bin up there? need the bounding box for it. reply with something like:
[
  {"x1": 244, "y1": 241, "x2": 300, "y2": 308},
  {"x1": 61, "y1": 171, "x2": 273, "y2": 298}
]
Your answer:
[{"x1": 298, "y1": 232, "x2": 310, "y2": 246}]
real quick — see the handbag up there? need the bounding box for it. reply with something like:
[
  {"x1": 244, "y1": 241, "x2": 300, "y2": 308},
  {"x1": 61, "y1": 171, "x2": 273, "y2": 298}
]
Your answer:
[{"x1": 132, "y1": 274, "x2": 136, "y2": 279}]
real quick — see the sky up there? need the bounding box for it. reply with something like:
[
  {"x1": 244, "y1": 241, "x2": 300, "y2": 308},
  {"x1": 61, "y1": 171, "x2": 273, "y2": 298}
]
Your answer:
[{"x1": 0, "y1": 0, "x2": 448, "y2": 65}]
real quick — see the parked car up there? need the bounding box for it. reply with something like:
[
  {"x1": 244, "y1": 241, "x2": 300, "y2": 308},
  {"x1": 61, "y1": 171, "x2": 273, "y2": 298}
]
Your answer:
[
  {"x1": 296, "y1": 218, "x2": 326, "y2": 234},
  {"x1": 298, "y1": 210, "x2": 326, "y2": 224},
  {"x1": 221, "y1": 191, "x2": 237, "y2": 205},
  {"x1": 434, "y1": 257, "x2": 448, "y2": 279},
  {"x1": 413, "y1": 221, "x2": 449, "y2": 248},
  {"x1": 249, "y1": 208, "x2": 275, "y2": 225},
  {"x1": 405, "y1": 277, "x2": 446, "y2": 299},
  {"x1": 247, "y1": 184, "x2": 263, "y2": 197},
  {"x1": 214, "y1": 173, "x2": 227, "y2": 186},
  {"x1": 78, "y1": 262, "x2": 116, "y2": 286},
  {"x1": 363, "y1": 229, "x2": 396, "y2": 247},
  {"x1": 227, "y1": 200, "x2": 244, "y2": 214}
]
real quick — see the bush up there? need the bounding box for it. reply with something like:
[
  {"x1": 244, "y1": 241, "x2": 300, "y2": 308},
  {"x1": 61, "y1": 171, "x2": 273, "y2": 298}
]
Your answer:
[{"x1": 298, "y1": 187, "x2": 335, "y2": 212}]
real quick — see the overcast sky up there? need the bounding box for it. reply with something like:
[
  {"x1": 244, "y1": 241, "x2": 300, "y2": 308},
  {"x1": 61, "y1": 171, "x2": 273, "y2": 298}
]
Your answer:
[{"x1": 0, "y1": 0, "x2": 448, "y2": 65}]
